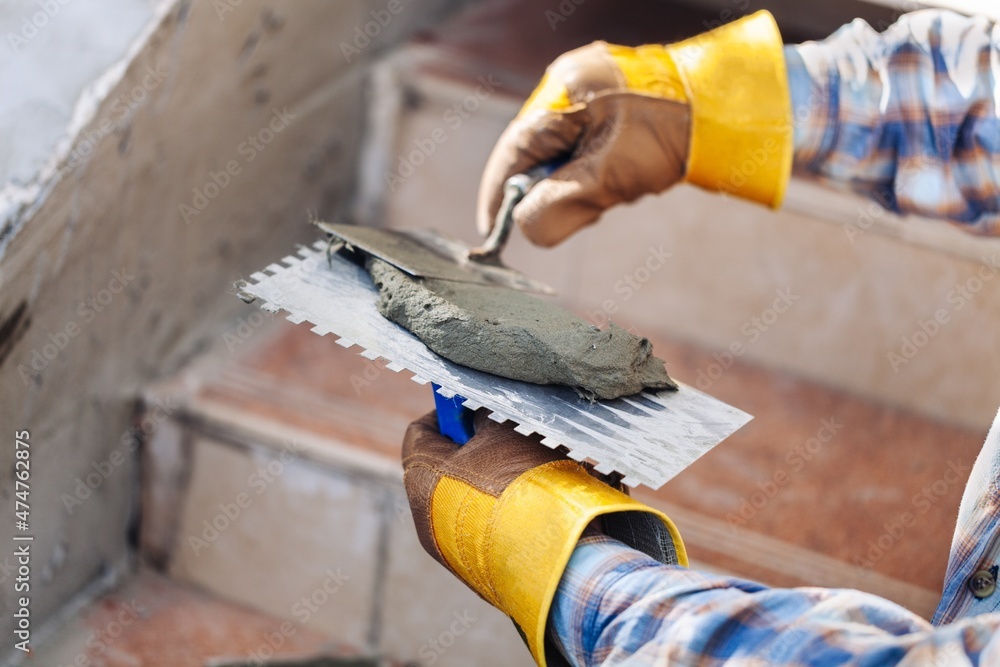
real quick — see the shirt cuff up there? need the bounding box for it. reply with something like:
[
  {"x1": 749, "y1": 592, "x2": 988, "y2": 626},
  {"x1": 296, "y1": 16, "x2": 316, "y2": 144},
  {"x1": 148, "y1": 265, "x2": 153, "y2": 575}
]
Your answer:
[
  {"x1": 784, "y1": 44, "x2": 837, "y2": 169},
  {"x1": 548, "y1": 534, "x2": 666, "y2": 666}
]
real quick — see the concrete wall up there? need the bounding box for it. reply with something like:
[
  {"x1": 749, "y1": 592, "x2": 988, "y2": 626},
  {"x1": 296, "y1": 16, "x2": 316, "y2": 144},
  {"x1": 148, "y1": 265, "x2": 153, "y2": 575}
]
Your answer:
[{"x1": 0, "y1": 1, "x2": 468, "y2": 662}]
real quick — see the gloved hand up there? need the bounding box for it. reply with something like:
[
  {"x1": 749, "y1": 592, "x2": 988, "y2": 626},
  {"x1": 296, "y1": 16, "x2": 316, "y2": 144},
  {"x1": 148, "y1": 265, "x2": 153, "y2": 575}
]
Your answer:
[
  {"x1": 402, "y1": 410, "x2": 686, "y2": 667},
  {"x1": 477, "y1": 10, "x2": 793, "y2": 247}
]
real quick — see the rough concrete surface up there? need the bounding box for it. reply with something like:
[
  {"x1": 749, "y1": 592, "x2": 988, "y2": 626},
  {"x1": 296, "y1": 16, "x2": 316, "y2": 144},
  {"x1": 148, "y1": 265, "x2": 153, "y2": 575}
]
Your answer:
[
  {"x1": 368, "y1": 258, "x2": 676, "y2": 400},
  {"x1": 0, "y1": 0, "x2": 153, "y2": 188}
]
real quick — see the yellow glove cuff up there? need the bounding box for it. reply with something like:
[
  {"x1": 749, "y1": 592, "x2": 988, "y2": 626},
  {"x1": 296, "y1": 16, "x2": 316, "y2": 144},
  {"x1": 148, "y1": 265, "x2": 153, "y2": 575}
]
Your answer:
[
  {"x1": 666, "y1": 10, "x2": 793, "y2": 207},
  {"x1": 430, "y1": 460, "x2": 687, "y2": 666},
  {"x1": 519, "y1": 42, "x2": 689, "y2": 118},
  {"x1": 520, "y1": 71, "x2": 574, "y2": 115},
  {"x1": 606, "y1": 43, "x2": 689, "y2": 103}
]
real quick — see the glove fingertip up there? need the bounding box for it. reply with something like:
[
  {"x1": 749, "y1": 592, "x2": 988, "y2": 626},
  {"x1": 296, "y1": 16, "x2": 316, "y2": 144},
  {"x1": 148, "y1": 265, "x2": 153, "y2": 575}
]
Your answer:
[
  {"x1": 477, "y1": 112, "x2": 586, "y2": 241},
  {"x1": 402, "y1": 410, "x2": 459, "y2": 463},
  {"x1": 407, "y1": 410, "x2": 441, "y2": 437},
  {"x1": 515, "y1": 181, "x2": 599, "y2": 247}
]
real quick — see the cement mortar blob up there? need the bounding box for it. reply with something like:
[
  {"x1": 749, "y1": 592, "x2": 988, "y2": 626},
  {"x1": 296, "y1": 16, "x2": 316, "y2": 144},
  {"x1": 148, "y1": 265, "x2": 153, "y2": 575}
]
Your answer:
[{"x1": 367, "y1": 258, "x2": 676, "y2": 401}]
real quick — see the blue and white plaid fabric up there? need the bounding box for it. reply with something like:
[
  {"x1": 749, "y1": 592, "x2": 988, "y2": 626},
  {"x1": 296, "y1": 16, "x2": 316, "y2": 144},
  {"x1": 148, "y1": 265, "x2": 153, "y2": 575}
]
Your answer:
[
  {"x1": 550, "y1": 529, "x2": 1000, "y2": 665},
  {"x1": 787, "y1": 9, "x2": 1000, "y2": 233},
  {"x1": 550, "y1": 10, "x2": 1000, "y2": 663}
]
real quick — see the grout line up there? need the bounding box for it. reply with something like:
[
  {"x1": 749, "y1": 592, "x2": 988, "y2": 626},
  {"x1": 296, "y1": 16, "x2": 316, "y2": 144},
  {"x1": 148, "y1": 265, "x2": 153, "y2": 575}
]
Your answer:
[
  {"x1": 366, "y1": 486, "x2": 395, "y2": 655},
  {"x1": 158, "y1": 424, "x2": 196, "y2": 569},
  {"x1": 171, "y1": 400, "x2": 403, "y2": 482}
]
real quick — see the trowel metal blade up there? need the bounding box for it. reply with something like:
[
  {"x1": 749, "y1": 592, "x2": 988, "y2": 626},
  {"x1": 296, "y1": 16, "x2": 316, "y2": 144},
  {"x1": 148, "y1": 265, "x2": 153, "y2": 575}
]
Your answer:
[
  {"x1": 238, "y1": 240, "x2": 752, "y2": 490},
  {"x1": 315, "y1": 221, "x2": 556, "y2": 296}
]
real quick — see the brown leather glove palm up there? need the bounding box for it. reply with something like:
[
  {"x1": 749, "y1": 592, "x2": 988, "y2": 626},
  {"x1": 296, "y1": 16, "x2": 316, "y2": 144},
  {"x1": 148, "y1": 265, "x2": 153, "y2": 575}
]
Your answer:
[
  {"x1": 477, "y1": 41, "x2": 692, "y2": 247},
  {"x1": 402, "y1": 410, "x2": 685, "y2": 666},
  {"x1": 477, "y1": 11, "x2": 793, "y2": 247}
]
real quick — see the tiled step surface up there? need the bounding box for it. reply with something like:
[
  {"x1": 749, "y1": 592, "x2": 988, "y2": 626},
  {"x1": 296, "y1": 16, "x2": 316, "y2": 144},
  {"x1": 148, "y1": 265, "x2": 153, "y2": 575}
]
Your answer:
[
  {"x1": 27, "y1": 569, "x2": 359, "y2": 667},
  {"x1": 639, "y1": 344, "x2": 981, "y2": 614},
  {"x1": 140, "y1": 324, "x2": 536, "y2": 667}
]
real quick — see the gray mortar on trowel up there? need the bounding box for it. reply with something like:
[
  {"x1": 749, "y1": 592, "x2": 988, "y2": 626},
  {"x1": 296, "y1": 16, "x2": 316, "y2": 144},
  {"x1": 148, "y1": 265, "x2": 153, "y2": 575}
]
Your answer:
[{"x1": 366, "y1": 258, "x2": 677, "y2": 400}]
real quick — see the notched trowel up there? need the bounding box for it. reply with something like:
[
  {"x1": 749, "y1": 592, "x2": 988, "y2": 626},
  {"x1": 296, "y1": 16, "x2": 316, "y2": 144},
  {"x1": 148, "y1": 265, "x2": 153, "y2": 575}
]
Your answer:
[{"x1": 237, "y1": 169, "x2": 751, "y2": 489}]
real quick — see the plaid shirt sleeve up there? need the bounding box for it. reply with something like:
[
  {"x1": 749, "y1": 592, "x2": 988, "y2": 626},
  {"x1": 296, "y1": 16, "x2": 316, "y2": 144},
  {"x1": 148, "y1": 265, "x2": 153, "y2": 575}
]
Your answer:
[
  {"x1": 549, "y1": 535, "x2": 1000, "y2": 666},
  {"x1": 785, "y1": 9, "x2": 1000, "y2": 235}
]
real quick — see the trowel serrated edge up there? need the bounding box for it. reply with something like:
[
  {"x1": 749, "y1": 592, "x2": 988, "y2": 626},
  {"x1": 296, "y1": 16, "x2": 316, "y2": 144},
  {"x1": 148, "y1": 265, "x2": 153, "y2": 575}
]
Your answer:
[
  {"x1": 237, "y1": 242, "x2": 752, "y2": 489},
  {"x1": 239, "y1": 251, "x2": 654, "y2": 483}
]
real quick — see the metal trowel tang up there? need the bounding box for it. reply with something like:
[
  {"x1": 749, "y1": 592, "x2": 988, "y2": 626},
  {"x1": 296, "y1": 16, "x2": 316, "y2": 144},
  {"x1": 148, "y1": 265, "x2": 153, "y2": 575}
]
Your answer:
[{"x1": 314, "y1": 221, "x2": 556, "y2": 296}]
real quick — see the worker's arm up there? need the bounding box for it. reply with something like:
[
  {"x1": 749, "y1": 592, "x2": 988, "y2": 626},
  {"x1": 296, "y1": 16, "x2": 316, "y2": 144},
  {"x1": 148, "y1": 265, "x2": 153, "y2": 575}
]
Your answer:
[
  {"x1": 479, "y1": 9, "x2": 1000, "y2": 246},
  {"x1": 403, "y1": 409, "x2": 1000, "y2": 666},
  {"x1": 550, "y1": 534, "x2": 1000, "y2": 666},
  {"x1": 476, "y1": 10, "x2": 792, "y2": 246},
  {"x1": 401, "y1": 411, "x2": 687, "y2": 667},
  {"x1": 788, "y1": 10, "x2": 1000, "y2": 233},
  {"x1": 548, "y1": 405, "x2": 1000, "y2": 666}
]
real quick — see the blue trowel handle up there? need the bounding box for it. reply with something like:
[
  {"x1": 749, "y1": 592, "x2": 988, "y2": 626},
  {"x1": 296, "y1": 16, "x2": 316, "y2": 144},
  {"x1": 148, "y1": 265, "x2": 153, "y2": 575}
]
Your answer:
[{"x1": 432, "y1": 383, "x2": 476, "y2": 445}]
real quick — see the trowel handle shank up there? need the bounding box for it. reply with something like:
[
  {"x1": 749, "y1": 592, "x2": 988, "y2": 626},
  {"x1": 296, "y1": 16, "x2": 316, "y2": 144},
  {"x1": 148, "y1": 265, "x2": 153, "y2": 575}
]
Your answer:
[
  {"x1": 507, "y1": 161, "x2": 561, "y2": 198},
  {"x1": 432, "y1": 384, "x2": 476, "y2": 445},
  {"x1": 469, "y1": 160, "x2": 565, "y2": 263}
]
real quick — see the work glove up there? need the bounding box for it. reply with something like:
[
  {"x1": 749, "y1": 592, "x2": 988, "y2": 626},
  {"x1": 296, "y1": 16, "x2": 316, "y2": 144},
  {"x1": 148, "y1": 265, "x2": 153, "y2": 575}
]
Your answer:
[
  {"x1": 477, "y1": 10, "x2": 793, "y2": 247},
  {"x1": 402, "y1": 410, "x2": 686, "y2": 667}
]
